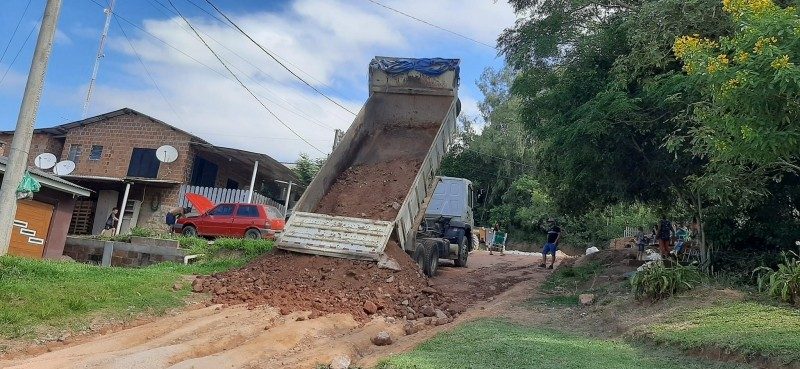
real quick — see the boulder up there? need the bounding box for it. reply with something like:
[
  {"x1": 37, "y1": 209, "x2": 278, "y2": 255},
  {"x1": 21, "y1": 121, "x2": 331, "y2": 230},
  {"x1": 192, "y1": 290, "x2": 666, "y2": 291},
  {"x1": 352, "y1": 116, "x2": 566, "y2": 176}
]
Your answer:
[
  {"x1": 377, "y1": 255, "x2": 402, "y2": 271},
  {"x1": 363, "y1": 301, "x2": 378, "y2": 315},
  {"x1": 420, "y1": 305, "x2": 436, "y2": 317},
  {"x1": 371, "y1": 331, "x2": 393, "y2": 346},
  {"x1": 330, "y1": 354, "x2": 351, "y2": 369}
]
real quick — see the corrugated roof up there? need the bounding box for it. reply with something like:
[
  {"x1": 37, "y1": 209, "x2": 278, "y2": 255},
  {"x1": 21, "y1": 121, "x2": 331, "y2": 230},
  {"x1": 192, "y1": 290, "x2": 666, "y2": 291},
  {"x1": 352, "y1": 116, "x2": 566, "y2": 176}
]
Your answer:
[{"x1": 0, "y1": 156, "x2": 91, "y2": 196}]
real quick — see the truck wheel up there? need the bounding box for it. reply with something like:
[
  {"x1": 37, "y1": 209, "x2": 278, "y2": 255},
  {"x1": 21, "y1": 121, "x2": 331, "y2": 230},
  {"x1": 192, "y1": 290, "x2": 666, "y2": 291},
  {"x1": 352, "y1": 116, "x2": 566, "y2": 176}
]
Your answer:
[
  {"x1": 454, "y1": 234, "x2": 468, "y2": 267},
  {"x1": 182, "y1": 225, "x2": 197, "y2": 237},
  {"x1": 424, "y1": 240, "x2": 440, "y2": 277},
  {"x1": 412, "y1": 242, "x2": 427, "y2": 272},
  {"x1": 244, "y1": 229, "x2": 261, "y2": 239}
]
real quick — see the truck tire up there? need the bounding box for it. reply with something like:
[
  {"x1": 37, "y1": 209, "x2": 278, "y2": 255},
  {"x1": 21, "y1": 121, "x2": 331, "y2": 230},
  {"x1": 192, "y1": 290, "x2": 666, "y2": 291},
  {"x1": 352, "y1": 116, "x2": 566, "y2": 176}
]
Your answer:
[
  {"x1": 454, "y1": 233, "x2": 468, "y2": 267},
  {"x1": 182, "y1": 225, "x2": 197, "y2": 237},
  {"x1": 412, "y1": 242, "x2": 427, "y2": 273},
  {"x1": 424, "y1": 240, "x2": 440, "y2": 277}
]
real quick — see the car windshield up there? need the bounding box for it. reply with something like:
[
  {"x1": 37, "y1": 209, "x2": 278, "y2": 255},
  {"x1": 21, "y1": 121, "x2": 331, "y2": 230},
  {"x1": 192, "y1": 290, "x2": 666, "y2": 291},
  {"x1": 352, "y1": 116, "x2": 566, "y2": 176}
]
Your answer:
[{"x1": 266, "y1": 206, "x2": 283, "y2": 219}]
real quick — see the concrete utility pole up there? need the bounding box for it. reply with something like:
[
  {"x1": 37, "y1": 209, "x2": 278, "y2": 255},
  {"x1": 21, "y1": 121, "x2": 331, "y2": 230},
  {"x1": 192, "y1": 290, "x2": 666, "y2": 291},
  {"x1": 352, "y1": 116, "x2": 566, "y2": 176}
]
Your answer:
[
  {"x1": 332, "y1": 129, "x2": 344, "y2": 152},
  {"x1": 0, "y1": 0, "x2": 63, "y2": 256}
]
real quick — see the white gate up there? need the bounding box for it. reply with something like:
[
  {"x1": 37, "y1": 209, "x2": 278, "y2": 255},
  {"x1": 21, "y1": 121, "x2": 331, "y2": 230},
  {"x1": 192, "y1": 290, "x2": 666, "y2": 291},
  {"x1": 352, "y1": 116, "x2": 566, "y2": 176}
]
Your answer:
[{"x1": 178, "y1": 185, "x2": 286, "y2": 214}]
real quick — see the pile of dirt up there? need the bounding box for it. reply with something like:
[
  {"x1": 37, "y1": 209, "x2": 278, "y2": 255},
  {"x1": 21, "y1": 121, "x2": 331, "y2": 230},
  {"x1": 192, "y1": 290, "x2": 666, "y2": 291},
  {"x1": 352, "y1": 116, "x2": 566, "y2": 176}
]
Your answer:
[
  {"x1": 194, "y1": 242, "x2": 463, "y2": 322},
  {"x1": 313, "y1": 157, "x2": 421, "y2": 221}
]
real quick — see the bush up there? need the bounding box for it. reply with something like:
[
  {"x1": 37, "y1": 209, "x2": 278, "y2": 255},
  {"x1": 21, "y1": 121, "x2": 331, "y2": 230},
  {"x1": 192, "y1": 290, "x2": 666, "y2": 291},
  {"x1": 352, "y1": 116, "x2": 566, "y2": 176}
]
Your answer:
[
  {"x1": 755, "y1": 252, "x2": 800, "y2": 306},
  {"x1": 631, "y1": 262, "x2": 702, "y2": 300},
  {"x1": 185, "y1": 238, "x2": 274, "y2": 260},
  {"x1": 129, "y1": 227, "x2": 157, "y2": 238},
  {"x1": 178, "y1": 236, "x2": 208, "y2": 252}
]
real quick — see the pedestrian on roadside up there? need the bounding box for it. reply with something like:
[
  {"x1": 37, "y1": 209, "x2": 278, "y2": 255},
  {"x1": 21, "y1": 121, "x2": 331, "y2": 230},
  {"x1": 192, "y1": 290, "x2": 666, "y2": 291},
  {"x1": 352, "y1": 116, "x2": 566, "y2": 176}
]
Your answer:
[
  {"x1": 539, "y1": 218, "x2": 560, "y2": 269},
  {"x1": 672, "y1": 222, "x2": 689, "y2": 257},
  {"x1": 101, "y1": 208, "x2": 119, "y2": 236},
  {"x1": 656, "y1": 215, "x2": 674, "y2": 258},
  {"x1": 635, "y1": 226, "x2": 647, "y2": 260}
]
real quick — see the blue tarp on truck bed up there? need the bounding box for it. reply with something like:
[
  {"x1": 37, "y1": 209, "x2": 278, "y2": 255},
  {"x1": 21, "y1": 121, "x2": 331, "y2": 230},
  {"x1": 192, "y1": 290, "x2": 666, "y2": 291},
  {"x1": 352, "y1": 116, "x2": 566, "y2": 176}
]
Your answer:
[{"x1": 370, "y1": 57, "x2": 459, "y2": 76}]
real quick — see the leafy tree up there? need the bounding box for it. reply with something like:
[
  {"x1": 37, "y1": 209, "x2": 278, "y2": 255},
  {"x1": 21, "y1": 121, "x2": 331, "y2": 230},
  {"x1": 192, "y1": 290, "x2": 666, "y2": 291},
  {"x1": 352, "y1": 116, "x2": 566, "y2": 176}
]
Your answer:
[{"x1": 292, "y1": 153, "x2": 324, "y2": 186}]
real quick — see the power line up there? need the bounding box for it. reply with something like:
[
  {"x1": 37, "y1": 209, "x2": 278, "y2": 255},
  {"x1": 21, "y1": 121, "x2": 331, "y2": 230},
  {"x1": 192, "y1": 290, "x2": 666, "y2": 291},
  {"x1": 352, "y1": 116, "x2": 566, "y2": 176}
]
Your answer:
[
  {"x1": 0, "y1": 0, "x2": 33, "y2": 64},
  {"x1": 203, "y1": 0, "x2": 358, "y2": 116},
  {"x1": 167, "y1": 0, "x2": 326, "y2": 154},
  {"x1": 464, "y1": 147, "x2": 537, "y2": 170},
  {"x1": 364, "y1": 0, "x2": 497, "y2": 50},
  {"x1": 0, "y1": 23, "x2": 37, "y2": 86},
  {"x1": 113, "y1": 13, "x2": 188, "y2": 127},
  {"x1": 144, "y1": 0, "x2": 338, "y2": 131}
]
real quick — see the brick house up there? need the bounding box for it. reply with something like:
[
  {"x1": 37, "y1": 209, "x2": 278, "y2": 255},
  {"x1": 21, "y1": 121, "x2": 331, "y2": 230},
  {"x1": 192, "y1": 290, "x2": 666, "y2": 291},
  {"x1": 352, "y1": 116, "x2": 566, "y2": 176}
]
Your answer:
[{"x1": 0, "y1": 108, "x2": 298, "y2": 235}]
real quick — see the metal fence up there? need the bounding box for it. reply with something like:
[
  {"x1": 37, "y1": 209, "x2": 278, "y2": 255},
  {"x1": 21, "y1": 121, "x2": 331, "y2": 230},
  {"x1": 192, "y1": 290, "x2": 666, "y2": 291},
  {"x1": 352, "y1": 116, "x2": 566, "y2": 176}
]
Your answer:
[{"x1": 177, "y1": 184, "x2": 286, "y2": 214}]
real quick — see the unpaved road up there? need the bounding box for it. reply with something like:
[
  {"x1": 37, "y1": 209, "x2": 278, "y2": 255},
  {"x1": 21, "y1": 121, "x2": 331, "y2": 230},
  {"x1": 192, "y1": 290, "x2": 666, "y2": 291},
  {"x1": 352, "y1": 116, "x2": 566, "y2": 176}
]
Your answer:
[{"x1": 1, "y1": 251, "x2": 553, "y2": 369}]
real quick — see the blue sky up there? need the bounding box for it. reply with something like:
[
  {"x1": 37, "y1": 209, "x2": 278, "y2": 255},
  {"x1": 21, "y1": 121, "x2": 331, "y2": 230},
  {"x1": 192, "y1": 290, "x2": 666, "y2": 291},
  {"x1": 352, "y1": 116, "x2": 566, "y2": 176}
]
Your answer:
[{"x1": 0, "y1": 0, "x2": 514, "y2": 161}]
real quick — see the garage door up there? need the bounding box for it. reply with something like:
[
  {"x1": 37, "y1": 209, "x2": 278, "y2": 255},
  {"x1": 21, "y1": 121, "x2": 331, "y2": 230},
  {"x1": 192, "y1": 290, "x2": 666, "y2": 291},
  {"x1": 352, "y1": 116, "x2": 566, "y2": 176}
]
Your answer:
[{"x1": 9, "y1": 200, "x2": 53, "y2": 259}]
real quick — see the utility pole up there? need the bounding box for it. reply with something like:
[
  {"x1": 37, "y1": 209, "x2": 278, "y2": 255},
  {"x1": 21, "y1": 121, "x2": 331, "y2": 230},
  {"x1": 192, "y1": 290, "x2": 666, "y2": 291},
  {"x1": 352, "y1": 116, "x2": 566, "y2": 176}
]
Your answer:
[
  {"x1": 82, "y1": 0, "x2": 116, "y2": 118},
  {"x1": 0, "y1": 0, "x2": 63, "y2": 256},
  {"x1": 332, "y1": 129, "x2": 344, "y2": 152}
]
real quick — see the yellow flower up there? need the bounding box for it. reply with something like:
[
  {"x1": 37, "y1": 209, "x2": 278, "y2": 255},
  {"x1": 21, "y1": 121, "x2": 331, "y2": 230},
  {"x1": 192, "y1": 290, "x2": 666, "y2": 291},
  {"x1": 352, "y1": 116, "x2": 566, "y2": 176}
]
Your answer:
[
  {"x1": 734, "y1": 51, "x2": 750, "y2": 63},
  {"x1": 722, "y1": 78, "x2": 741, "y2": 93},
  {"x1": 754, "y1": 36, "x2": 778, "y2": 54},
  {"x1": 717, "y1": 54, "x2": 730, "y2": 65},
  {"x1": 673, "y1": 36, "x2": 718, "y2": 59},
  {"x1": 723, "y1": 0, "x2": 776, "y2": 17},
  {"x1": 771, "y1": 55, "x2": 792, "y2": 69}
]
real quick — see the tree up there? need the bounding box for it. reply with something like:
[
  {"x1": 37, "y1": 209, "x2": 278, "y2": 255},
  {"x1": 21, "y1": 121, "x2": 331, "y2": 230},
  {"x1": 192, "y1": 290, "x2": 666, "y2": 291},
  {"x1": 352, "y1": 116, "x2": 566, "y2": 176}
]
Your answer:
[{"x1": 293, "y1": 153, "x2": 324, "y2": 186}]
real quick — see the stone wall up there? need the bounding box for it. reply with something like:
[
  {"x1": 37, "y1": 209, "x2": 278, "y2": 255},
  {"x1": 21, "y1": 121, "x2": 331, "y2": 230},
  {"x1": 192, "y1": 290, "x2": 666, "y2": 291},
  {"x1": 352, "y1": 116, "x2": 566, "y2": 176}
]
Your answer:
[{"x1": 63, "y1": 237, "x2": 187, "y2": 267}]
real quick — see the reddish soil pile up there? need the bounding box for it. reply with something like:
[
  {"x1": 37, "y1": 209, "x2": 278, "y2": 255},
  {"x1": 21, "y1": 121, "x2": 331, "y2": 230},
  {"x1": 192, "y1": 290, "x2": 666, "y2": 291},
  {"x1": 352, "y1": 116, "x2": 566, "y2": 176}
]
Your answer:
[
  {"x1": 313, "y1": 158, "x2": 421, "y2": 221},
  {"x1": 194, "y1": 242, "x2": 462, "y2": 322}
]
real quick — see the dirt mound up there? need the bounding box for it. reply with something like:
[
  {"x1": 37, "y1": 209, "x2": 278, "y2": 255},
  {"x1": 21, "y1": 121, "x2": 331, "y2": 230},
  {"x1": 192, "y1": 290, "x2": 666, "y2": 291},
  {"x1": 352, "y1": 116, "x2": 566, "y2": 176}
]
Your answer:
[
  {"x1": 194, "y1": 242, "x2": 461, "y2": 322},
  {"x1": 314, "y1": 158, "x2": 421, "y2": 221}
]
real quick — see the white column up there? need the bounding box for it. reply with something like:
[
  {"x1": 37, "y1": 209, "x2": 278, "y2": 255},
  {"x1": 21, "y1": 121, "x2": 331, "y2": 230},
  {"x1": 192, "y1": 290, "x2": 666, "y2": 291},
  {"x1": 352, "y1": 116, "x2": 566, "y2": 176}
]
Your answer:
[
  {"x1": 247, "y1": 160, "x2": 258, "y2": 203},
  {"x1": 283, "y1": 181, "x2": 293, "y2": 217},
  {"x1": 115, "y1": 182, "x2": 131, "y2": 236}
]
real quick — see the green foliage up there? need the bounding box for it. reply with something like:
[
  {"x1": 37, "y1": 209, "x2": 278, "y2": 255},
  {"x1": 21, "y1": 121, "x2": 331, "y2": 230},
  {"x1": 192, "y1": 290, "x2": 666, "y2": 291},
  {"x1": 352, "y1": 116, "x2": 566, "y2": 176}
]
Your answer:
[
  {"x1": 129, "y1": 227, "x2": 157, "y2": 238},
  {"x1": 177, "y1": 236, "x2": 208, "y2": 251},
  {"x1": 645, "y1": 302, "x2": 800, "y2": 364},
  {"x1": 293, "y1": 153, "x2": 325, "y2": 186},
  {"x1": 631, "y1": 262, "x2": 703, "y2": 300},
  {"x1": 755, "y1": 251, "x2": 800, "y2": 305},
  {"x1": 188, "y1": 238, "x2": 274, "y2": 260},
  {"x1": 378, "y1": 319, "x2": 748, "y2": 369}
]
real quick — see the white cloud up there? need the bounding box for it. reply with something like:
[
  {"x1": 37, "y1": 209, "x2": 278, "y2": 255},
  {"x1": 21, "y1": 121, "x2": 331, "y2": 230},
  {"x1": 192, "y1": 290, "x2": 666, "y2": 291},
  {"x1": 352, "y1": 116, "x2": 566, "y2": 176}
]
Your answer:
[{"x1": 85, "y1": 0, "x2": 515, "y2": 162}]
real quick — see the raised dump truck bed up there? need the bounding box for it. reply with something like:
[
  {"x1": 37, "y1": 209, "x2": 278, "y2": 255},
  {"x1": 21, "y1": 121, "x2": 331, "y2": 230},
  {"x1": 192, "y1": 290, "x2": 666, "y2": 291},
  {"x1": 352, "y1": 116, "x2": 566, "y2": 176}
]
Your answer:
[{"x1": 277, "y1": 57, "x2": 460, "y2": 260}]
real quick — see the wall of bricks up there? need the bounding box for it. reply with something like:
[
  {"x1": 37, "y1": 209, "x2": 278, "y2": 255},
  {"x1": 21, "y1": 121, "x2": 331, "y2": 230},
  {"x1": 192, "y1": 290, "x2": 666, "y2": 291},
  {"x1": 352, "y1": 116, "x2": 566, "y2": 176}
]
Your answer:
[
  {"x1": 63, "y1": 239, "x2": 186, "y2": 267},
  {"x1": 61, "y1": 112, "x2": 194, "y2": 182},
  {"x1": 0, "y1": 133, "x2": 65, "y2": 166}
]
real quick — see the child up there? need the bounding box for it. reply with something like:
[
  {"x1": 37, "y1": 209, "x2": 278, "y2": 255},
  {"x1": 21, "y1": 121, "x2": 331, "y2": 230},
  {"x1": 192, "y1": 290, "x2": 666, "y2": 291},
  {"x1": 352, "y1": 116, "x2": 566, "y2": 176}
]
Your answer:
[
  {"x1": 635, "y1": 226, "x2": 647, "y2": 260},
  {"x1": 672, "y1": 223, "x2": 689, "y2": 256}
]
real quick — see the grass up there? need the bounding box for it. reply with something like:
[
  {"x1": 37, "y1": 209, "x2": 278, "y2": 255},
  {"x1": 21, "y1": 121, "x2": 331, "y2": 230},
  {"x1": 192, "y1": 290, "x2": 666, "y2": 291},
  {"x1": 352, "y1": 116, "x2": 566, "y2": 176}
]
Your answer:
[
  {"x1": 531, "y1": 294, "x2": 580, "y2": 307},
  {"x1": 644, "y1": 301, "x2": 800, "y2": 364},
  {"x1": 377, "y1": 319, "x2": 749, "y2": 369},
  {"x1": 541, "y1": 260, "x2": 604, "y2": 293},
  {"x1": 0, "y1": 239, "x2": 273, "y2": 340}
]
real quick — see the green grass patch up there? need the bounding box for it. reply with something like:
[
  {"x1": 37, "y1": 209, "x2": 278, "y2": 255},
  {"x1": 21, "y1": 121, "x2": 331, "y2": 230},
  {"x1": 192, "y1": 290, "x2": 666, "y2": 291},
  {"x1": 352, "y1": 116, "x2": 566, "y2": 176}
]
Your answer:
[
  {"x1": 377, "y1": 319, "x2": 748, "y2": 369},
  {"x1": 541, "y1": 261, "x2": 604, "y2": 293},
  {"x1": 0, "y1": 240, "x2": 272, "y2": 340},
  {"x1": 645, "y1": 301, "x2": 800, "y2": 364},
  {"x1": 531, "y1": 294, "x2": 580, "y2": 307},
  {"x1": 187, "y1": 238, "x2": 274, "y2": 259}
]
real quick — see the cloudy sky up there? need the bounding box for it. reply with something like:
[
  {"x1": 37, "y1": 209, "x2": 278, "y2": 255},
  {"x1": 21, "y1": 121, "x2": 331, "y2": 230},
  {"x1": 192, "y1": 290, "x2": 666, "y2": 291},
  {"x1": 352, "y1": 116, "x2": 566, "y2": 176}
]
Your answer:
[{"x1": 0, "y1": 0, "x2": 515, "y2": 162}]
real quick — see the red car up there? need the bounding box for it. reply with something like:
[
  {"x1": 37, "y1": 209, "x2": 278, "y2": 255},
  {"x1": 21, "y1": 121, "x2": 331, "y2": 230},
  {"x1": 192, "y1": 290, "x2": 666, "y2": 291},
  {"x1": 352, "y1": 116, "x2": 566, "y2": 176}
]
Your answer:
[{"x1": 173, "y1": 193, "x2": 285, "y2": 239}]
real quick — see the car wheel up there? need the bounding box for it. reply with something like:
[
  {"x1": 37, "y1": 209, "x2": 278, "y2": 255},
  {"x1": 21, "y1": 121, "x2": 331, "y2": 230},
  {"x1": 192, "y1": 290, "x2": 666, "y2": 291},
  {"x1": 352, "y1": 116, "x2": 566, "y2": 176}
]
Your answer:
[
  {"x1": 245, "y1": 229, "x2": 261, "y2": 240},
  {"x1": 454, "y1": 234, "x2": 468, "y2": 267},
  {"x1": 424, "y1": 240, "x2": 440, "y2": 277},
  {"x1": 182, "y1": 225, "x2": 197, "y2": 237}
]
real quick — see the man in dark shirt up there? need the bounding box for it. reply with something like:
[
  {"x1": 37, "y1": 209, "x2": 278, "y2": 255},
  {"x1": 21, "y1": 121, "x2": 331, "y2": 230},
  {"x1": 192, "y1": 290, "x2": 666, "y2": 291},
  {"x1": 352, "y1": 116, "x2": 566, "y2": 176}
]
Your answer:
[
  {"x1": 657, "y1": 216, "x2": 674, "y2": 258},
  {"x1": 539, "y1": 218, "x2": 561, "y2": 269}
]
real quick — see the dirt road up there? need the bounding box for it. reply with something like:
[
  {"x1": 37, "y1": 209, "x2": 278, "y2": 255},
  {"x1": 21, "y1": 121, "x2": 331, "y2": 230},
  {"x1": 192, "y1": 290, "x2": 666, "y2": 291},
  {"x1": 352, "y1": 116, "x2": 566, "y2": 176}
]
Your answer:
[{"x1": 1, "y1": 251, "x2": 552, "y2": 369}]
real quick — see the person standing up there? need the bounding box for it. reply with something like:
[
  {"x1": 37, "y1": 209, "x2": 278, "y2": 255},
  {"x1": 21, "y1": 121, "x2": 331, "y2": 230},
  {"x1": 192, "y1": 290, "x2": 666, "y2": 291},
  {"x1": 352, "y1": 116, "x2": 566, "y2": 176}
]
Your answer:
[
  {"x1": 539, "y1": 218, "x2": 561, "y2": 269},
  {"x1": 102, "y1": 208, "x2": 119, "y2": 236},
  {"x1": 635, "y1": 226, "x2": 647, "y2": 260},
  {"x1": 656, "y1": 216, "x2": 674, "y2": 258}
]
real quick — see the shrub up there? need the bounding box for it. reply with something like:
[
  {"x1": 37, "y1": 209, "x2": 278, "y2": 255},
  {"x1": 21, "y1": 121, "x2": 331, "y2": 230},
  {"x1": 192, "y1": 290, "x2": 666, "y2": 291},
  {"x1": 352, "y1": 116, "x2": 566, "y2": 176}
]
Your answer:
[
  {"x1": 631, "y1": 262, "x2": 702, "y2": 300},
  {"x1": 754, "y1": 252, "x2": 800, "y2": 306},
  {"x1": 213, "y1": 238, "x2": 274, "y2": 257},
  {"x1": 178, "y1": 236, "x2": 208, "y2": 252},
  {"x1": 129, "y1": 227, "x2": 156, "y2": 238}
]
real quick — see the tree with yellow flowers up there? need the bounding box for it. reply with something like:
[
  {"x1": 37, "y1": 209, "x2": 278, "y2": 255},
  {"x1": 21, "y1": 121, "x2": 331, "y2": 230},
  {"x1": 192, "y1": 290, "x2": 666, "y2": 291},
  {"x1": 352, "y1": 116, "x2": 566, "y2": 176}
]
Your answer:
[{"x1": 673, "y1": 0, "x2": 800, "y2": 201}]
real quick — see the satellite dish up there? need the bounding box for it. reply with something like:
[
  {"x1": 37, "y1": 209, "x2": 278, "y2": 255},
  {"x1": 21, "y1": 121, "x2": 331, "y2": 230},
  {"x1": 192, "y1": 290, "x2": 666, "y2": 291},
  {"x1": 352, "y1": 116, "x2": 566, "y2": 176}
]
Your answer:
[
  {"x1": 156, "y1": 145, "x2": 178, "y2": 163},
  {"x1": 34, "y1": 153, "x2": 57, "y2": 170},
  {"x1": 53, "y1": 160, "x2": 76, "y2": 176}
]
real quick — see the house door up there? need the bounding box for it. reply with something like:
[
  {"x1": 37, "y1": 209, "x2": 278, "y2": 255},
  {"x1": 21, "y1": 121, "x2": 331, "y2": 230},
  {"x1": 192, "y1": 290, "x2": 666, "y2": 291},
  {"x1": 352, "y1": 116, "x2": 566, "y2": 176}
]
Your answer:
[{"x1": 9, "y1": 200, "x2": 54, "y2": 259}]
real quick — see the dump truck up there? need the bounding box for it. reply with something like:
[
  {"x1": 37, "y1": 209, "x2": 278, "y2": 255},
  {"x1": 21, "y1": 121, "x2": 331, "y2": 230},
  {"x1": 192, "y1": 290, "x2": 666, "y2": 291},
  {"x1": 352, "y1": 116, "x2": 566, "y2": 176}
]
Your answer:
[{"x1": 277, "y1": 56, "x2": 471, "y2": 276}]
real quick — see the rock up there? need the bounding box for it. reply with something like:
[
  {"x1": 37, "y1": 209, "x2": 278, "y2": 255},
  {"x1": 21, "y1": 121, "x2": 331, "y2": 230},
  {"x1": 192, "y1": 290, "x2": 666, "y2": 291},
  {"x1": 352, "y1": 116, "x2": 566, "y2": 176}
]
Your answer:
[
  {"x1": 421, "y1": 287, "x2": 438, "y2": 295},
  {"x1": 586, "y1": 246, "x2": 600, "y2": 255},
  {"x1": 401, "y1": 299, "x2": 409, "y2": 306},
  {"x1": 279, "y1": 307, "x2": 291, "y2": 315},
  {"x1": 579, "y1": 294, "x2": 596, "y2": 306},
  {"x1": 385, "y1": 276, "x2": 395, "y2": 283},
  {"x1": 391, "y1": 202, "x2": 401, "y2": 210},
  {"x1": 330, "y1": 354, "x2": 351, "y2": 369},
  {"x1": 371, "y1": 331, "x2": 393, "y2": 346},
  {"x1": 434, "y1": 309, "x2": 448, "y2": 320},
  {"x1": 172, "y1": 283, "x2": 183, "y2": 291},
  {"x1": 435, "y1": 317, "x2": 449, "y2": 326},
  {"x1": 191, "y1": 279, "x2": 204, "y2": 293},
  {"x1": 386, "y1": 317, "x2": 396, "y2": 324},
  {"x1": 363, "y1": 301, "x2": 378, "y2": 315},
  {"x1": 420, "y1": 305, "x2": 436, "y2": 317},
  {"x1": 57, "y1": 333, "x2": 70, "y2": 342},
  {"x1": 377, "y1": 255, "x2": 402, "y2": 271},
  {"x1": 404, "y1": 323, "x2": 419, "y2": 335}
]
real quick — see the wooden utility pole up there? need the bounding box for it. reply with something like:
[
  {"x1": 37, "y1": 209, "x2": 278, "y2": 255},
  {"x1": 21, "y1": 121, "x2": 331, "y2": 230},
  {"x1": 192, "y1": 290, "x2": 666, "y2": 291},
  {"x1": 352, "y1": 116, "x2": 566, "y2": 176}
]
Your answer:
[{"x1": 0, "y1": 0, "x2": 63, "y2": 255}]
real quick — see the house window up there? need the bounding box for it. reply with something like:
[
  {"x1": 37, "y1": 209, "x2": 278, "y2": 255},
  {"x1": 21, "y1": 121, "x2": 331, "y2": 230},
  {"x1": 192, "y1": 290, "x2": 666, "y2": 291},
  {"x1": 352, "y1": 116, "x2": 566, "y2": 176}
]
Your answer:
[
  {"x1": 226, "y1": 179, "x2": 239, "y2": 189},
  {"x1": 236, "y1": 205, "x2": 259, "y2": 217},
  {"x1": 209, "y1": 204, "x2": 234, "y2": 216},
  {"x1": 67, "y1": 144, "x2": 82, "y2": 162},
  {"x1": 127, "y1": 148, "x2": 160, "y2": 178},
  {"x1": 89, "y1": 145, "x2": 103, "y2": 161},
  {"x1": 190, "y1": 156, "x2": 218, "y2": 187}
]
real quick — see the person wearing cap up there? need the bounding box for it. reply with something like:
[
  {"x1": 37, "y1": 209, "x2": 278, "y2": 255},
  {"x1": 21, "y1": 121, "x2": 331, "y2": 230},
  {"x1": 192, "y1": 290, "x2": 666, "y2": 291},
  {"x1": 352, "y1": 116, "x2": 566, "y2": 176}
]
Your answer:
[{"x1": 539, "y1": 218, "x2": 561, "y2": 269}]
